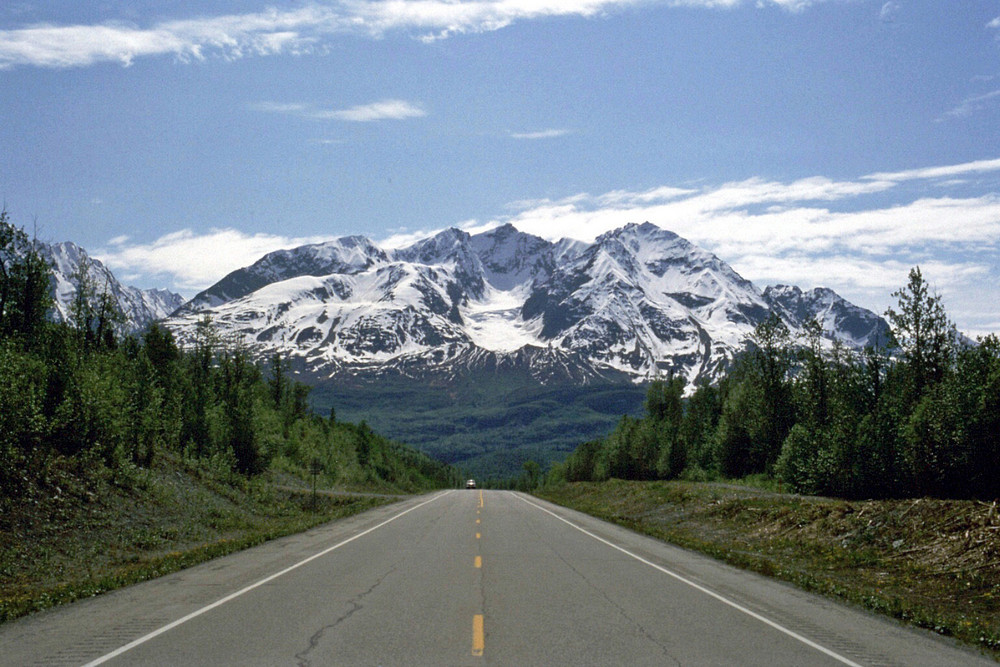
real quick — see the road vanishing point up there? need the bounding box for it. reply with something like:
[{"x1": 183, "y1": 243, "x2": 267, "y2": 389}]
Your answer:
[{"x1": 0, "y1": 490, "x2": 991, "y2": 666}]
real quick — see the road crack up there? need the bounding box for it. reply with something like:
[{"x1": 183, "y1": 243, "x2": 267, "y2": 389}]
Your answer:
[{"x1": 294, "y1": 565, "x2": 397, "y2": 667}]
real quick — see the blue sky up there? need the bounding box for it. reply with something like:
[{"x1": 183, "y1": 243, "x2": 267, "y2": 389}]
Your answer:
[{"x1": 1, "y1": 1, "x2": 999, "y2": 337}]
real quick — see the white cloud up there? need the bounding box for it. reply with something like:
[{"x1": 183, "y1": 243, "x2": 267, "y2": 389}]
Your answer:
[
  {"x1": 94, "y1": 228, "x2": 333, "y2": 294},
  {"x1": 0, "y1": 6, "x2": 335, "y2": 69},
  {"x1": 94, "y1": 157, "x2": 1000, "y2": 336},
  {"x1": 256, "y1": 99, "x2": 427, "y2": 122},
  {"x1": 864, "y1": 157, "x2": 1000, "y2": 182},
  {"x1": 253, "y1": 102, "x2": 310, "y2": 115},
  {"x1": 597, "y1": 186, "x2": 685, "y2": 204},
  {"x1": 491, "y1": 176, "x2": 1000, "y2": 258},
  {"x1": 475, "y1": 161, "x2": 1000, "y2": 336},
  {"x1": 509, "y1": 129, "x2": 572, "y2": 140},
  {"x1": 319, "y1": 99, "x2": 426, "y2": 122},
  {"x1": 0, "y1": 0, "x2": 842, "y2": 69}
]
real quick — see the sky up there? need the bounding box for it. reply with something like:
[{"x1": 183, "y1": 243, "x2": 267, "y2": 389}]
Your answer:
[{"x1": 1, "y1": 0, "x2": 999, "y2": 338}]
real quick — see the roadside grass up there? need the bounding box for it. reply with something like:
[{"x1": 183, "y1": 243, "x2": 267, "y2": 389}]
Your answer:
[
  {"x1": 537, "y1": 479, "x2": 1000, "y2": 658},
  {"x1": 0, "y1": 451, "x2": 397, "y2": 624}
]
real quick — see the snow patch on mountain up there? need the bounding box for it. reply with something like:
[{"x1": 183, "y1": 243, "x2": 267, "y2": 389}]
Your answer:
[{"x1": 464, "y1": 284, "x2": 542, "y2": 353}]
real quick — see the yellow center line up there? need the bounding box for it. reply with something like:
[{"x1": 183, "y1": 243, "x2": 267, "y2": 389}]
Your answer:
[
  {"x1": 478, "y1": 490, "x2": 484, "y2": 508},
  {"x1": 476, "y1": 532, "x2": 481, "y2": 539},
  {"x1": 472, "y1": 614, "x2": 484, "y2": 657},
  {"x1": 476, "y1": 518, "x2": 481, "y2": 525},
  {"x1": 474, "y1": 555, "x2": 482, "y2": 568}
]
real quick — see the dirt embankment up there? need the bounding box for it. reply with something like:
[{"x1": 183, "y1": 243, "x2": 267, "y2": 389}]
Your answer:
[
  {"x1": 539, "y1": 480, "x2": 1000, "y2": 657},
  {"x1": 0, "y1": 455, "x2": 396, "y2": 624}
]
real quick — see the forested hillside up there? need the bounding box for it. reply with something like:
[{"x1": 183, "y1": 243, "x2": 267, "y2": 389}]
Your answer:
[
  {"x1": 0, "y1": 209, "x2": 455, "y2": 514},
  {"x1": 556, "y1": 267, "x2": 1000, "y2": 500}
]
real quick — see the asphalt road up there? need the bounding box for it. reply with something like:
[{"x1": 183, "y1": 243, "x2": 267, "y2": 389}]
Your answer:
[{"x1": 0, "y1": 490, "x2": 991, "y2": 666}]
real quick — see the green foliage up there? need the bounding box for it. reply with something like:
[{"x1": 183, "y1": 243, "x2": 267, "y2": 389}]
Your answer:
[
  {"x1": 312, "y1": 377, "x2": 646, "y2": 479},
  {"x1": 679, "y1": 381, "x2": 719, "y2": 471},
  {"x1": 67, "y1": 261, "x2": 126, "y2": 352},
  {"x1": 885, "y1": 266, "x2": 953, "y2": 401},
  {"x1": 520, "y1": 460, "x2": 542, "y2": 490},
  {"x1": 715, "y1": 377, "x2": 756, "y2": 478},
  {"x1": 0, "y1": 208, "x2": 53, "y2": 341},
  {"x1": 775, "y1": 424, "x2": 830, "y2": 495},
  {"x1": 557, "y1": 267, "x2": 1000, "y2": 501},
  {"x1": 564, "y1": 439, "x2": 603, "y2": 482},
  {"x1": 0, "y1": 341, "x2": 48, "y2": 502},
  {"x1": 0, "y1": 212, "x2": 452, "y2": 506}
]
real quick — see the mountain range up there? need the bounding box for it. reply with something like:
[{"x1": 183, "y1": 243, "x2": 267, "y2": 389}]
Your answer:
[
  {"x1": 33, "y1": 222, "x2": 890, "y2": 476},
  {"x1": 39, "y1": 240, "x2": 184, "y2": 334},
  {"x1": 156, "y1": 222, "x2": 890, "y2": 476},
  {"x1": 165, "y1": 222, "x2": 889, "y2": 386}
]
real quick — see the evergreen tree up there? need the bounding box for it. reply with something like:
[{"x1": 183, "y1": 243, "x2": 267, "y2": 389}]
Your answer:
[
  {"x1": 218, "y1": 347, "x2": 265, "y2": 475},
  {"x1": 714, "y1": 314, "x2": 793, "y2": 477},
  {"x1": 885, "y1": 266, "x2": 953, "y2": 401},
  {"x1": 143, "y1": 322, "x2": 180, "y2": 390},
  {"x1": 679, "y1": 380, "x2": 720, "y2": 472},
  {"x1": 647, "y1": 376, "x2": 685, "y2": 478},
  {"x1": 269, "y1": 353, "x2": 287, "y2": 410},
  {"x1": 0, "y1": 209, "x2": 53, "y2": 341}
]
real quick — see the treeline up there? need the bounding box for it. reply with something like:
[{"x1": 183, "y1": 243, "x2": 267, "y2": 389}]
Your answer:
[
  {"x1": 0, "y1": 211, "x2": 454, "y2": 506},
  {"x1": 556, "y1": 267, "x2": 1000, "y2": 500}
]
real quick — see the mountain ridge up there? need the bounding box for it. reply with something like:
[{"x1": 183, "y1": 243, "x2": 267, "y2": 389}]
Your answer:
[
  {"x1": 163, "y1": 221, "x2": 891, "y2": 388},
  {"x1": 41, "y1": 241, "x2": 185, "y2": 334}
]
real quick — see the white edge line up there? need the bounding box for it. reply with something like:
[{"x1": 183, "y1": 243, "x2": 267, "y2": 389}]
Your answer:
[
  {"x1": 82, "y1": 490, "x2": 452, "y2": 667},
  {"x1": 515, "y1": 493, "x2": 865, "y2": 667}
]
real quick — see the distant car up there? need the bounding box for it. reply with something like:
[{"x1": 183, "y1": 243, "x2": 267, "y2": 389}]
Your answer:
[{"x1": 466, "y1": 479, "x2": 476, "y2": 489}]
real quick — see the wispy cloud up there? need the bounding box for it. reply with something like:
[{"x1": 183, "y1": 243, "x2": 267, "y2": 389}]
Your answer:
[
  {"x1": 96, "y1": 228, "x2": 333, "y2": 293},
  {"x1": 864, "y1": 157, "x2": 1000, "y2": 182},
  {"x1": 255, "y1": 99, "x2": 426, "y2": 122},
  {"x1": 319, "y1": 100, "x2": 426, "y2": 122},
  {"x1": 509, "y1": 129, "x2": 572, "y2": 140},
  {"x1": 1, "y1": 0, "x2": 843, "y2": 69},
  {"x1": 879, "y1": 1, "x2": 900, "y2": 22},
  {"x1": 939, "y1": 89, "x2": 1000, "y2": 121},
  {"x1": 99, "y1": 157, "x2": 1000, "y2": 337},
  {"x1": 483, "y1": 166, "x2": 1000, "y2": 336},
  {"x1": 0, "y1": 7, "x2": 325, "y2": 69}
]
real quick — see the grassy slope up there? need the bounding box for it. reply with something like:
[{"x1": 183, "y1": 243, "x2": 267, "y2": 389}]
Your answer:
[
  {"x1": 312, "y1": 377, "x2": 646, "y2": 478},
  {"x1": 0, "y1": 451, "x2": 399, "y2": 624},
  {"x1": 538, "y1": 480, "x2": 1000, "y2": 658}
]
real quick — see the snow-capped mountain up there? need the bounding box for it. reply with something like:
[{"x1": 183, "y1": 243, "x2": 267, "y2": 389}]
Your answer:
[
  {"x1": 177, "y1": 235, "x2": 388, "y2": 313},
  {"x1": 164, "y1": 222, "x2": 889, "y2": 387},
  {"x1": 520, "y1": 223, "x2": 773, "y2": 382},
  {"x1": 40, "y1": 241, "x2": 185, "y2": 334},
  {"x1": 763, "y1": 284, "x2": 892, "y2": 349}
]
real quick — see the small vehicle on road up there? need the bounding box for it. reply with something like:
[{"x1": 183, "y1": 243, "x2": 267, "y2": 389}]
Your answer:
[{"x1": 465, "y1": 479, "x2": 476, "y2": 489}]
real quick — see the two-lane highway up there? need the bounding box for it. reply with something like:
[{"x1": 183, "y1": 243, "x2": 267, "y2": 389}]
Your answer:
[{"x1": 0, "y1": 490, "x2": 990, "y2": 665}]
